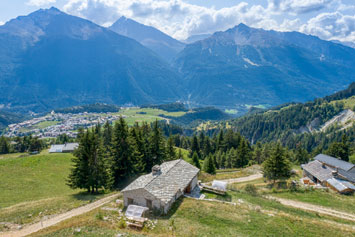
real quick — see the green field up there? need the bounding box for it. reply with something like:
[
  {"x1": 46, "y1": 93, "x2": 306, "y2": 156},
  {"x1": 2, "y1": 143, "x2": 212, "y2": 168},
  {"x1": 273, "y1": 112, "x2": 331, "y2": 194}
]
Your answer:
[
  {"x1": 0, "y1": 151, "x2": 108, "y2": 225},
  {"x1": 228, "y1": 172, "x2": 355, "y2": 215},
  {"x1": 33, "y1": 121, "x2": 60, "y2": 129},
  {"x1": 330, "y1": 96, "x2": 355, "y2": 110},
  {"x1": 33, "y1": 189, "x2": 355, "y2": 237},
  {"x1": 112, "y1": 108, "x2": 186, "y2": 125}
]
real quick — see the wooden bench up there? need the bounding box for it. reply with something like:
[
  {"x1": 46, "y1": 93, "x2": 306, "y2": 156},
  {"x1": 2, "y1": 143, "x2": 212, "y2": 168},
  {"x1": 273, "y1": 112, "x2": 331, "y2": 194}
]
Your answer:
[
  {"x1": 200, "y1": 184, "x2": 226, "y2": 195},
  {"x1": 126, "y1": 216, "x2": 146, "y2": 229}
]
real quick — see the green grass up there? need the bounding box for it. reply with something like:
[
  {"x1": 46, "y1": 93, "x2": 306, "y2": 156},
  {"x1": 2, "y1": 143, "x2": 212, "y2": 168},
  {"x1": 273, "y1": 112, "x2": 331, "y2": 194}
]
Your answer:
[
  {"x1": 330, "y1": 96, "x2": 355, "y2": 110},
  {"x1": 33, "y1": 121, "x2": 60, "y2": 129},
  {"x1": 228, "y1": 174, "x2": 355, "y2": 215},
  {"x1": 0, "y1": 151, "x2": 110, "y2": 225},
  {"x1": 112, "y1": 108, "x2": 186, "y2": 125},
  {"x1": 199, "y1": 165, "x2": 261, "y2": 183},
  {"x1": 32, "y1": 193, "x2": 355, "y2": 237},
  {"x1": 271, "y1": 189, "x2": 355, "y2": 214}
]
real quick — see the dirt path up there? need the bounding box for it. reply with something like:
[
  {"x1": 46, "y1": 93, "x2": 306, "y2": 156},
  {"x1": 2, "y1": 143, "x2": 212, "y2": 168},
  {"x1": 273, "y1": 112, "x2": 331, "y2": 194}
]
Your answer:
[
  {"x1": 212, "y1": 173, "x2": 263, "y2": 184},
  {"x1": 0, "y1": 193, "x2": 120, "y2": 237},
  {"x1": 268, "y1": 196, "x2": 355, "y2": 222}
]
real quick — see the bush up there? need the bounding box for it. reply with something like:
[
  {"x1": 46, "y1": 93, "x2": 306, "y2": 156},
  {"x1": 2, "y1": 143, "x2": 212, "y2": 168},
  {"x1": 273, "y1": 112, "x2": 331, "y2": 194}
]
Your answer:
[
  {"x1": 244, "y1": 184, "x2": 258, "y2": 196},
  {"x1": 118, "y1": 218, "x2": 127, "y2": 229},
  {"x1": 95, "y1": 211, "x2": 103, "y2": 220}
]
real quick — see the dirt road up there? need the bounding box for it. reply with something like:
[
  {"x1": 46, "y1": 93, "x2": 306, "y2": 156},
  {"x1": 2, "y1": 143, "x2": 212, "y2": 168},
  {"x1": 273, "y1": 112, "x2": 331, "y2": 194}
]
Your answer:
[
  {"x1": 268, "y1": 196, "x2": 355, "y2": 222},
  {"x1": 214, "y1": 173, "x2": 263, "y2": 184},
  {"x1": 0, "y1": 193, "x2": 120, "y2": 237}
]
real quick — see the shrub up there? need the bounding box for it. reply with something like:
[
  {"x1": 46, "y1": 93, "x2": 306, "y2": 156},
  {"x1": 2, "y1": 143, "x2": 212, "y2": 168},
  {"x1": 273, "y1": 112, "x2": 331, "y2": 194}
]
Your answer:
[
  {"x1": 118, "y1": 218, "x2": 127, "y2": 229},
  {"x1": 95, "y1": 211, "x2": 103, "y2": 220},
  {"x1": 244, "y1": 184, "x2": 258, "y2": 196}
]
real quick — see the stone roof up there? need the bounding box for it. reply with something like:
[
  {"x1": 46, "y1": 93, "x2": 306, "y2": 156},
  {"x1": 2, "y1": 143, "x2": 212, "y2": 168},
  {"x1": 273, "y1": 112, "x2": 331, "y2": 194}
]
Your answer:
[
  {"x1": 302, "y1": 160, "x2": 334, "y2": 182},
  {"x1": 62, "y1": 143, "x2": 79, "y2": 151},
  {"x1": 49, "y1": 144, "x2": 64, "y2": 153},
  {"x1": 122, "y1": 159, "x2": 200, "y2": 203},
  {"x1": 314, "y1": 154, "x2": 354, "y2": 171},
  {"x1": 338, "y1": 169, "x2": 355, "y2": 183},
  {"x1": 327, "y1": 178, "x2": 355, "y2": 192}
]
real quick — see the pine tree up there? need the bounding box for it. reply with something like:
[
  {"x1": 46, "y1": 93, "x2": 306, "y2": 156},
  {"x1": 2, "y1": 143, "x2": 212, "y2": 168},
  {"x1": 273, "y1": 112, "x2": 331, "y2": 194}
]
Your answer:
[
  {"x1": 192, "y1": 151, "x2": 201, "y2": 169},
  {"x1": 294, "y1": 144, "x2": 309, "y2": 164},
  {"x1": 237, "y1": 139, "x2": 251, "y2": 168},
  {"x1": 148, "y1": 120, "x2": 166, "y2": 171},
  {"x1": 203, "y1": 154, "x2": 216, "y2": 174},
  {"x1": 191, "y1": 135, "x2": 200, "y2": 158},
  {"x1": 177, "y1": 148, "x2": 183, "y2": 159},
  {"x1": 263, "y1": 143, "x2": 292, "y2": 184},
  {"x1": 167, "y1": 136, "x2": 176, "y2": 160},
  {"x1": 67, "y1": 131, "x2": 90, "y2": 192},
  {"x1": 252, "y1": 142, "x2": 263, "y2": 164},
  {"x1": 103, "y1": 121, "x2": 113, "y2": 148},
  {"x1": 0, "y1": 136, "x2": 10, "y2": 154},
  {"x1": 110, "y1": 117, "x2": 136, "y2": 187}
]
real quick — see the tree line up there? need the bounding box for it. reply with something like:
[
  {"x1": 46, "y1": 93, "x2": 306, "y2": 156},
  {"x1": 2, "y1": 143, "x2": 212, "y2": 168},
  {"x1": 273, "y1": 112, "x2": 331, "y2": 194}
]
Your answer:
[{"x1": 67, "y1": 118, "x2": 177, "y2": 193}]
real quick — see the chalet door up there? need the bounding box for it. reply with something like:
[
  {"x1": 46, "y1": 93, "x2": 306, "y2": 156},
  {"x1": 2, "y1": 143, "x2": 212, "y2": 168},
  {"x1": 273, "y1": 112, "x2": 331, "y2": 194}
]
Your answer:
[
  {"x1": 185, "y1": 182, "x2": 192, "y2": 193},
  {"x1": 127, "y1": 198, "x2": 133, "y2": 205},
  {"x1": 146, "y1": 199, "x2": 152, "y2": 209}
]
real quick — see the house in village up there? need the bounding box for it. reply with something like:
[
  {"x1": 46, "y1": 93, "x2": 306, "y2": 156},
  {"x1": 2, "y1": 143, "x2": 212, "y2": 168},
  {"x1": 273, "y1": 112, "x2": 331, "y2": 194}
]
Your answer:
[
  {"x1": 49, "y1": 143, "x2": 79, "y2": 153},
  {"x1": 301, "y1": 154, "x2": 355, "y2": 193},
  {"x1": 122, "y1": 159, "x2": 200, "y2": 214}
]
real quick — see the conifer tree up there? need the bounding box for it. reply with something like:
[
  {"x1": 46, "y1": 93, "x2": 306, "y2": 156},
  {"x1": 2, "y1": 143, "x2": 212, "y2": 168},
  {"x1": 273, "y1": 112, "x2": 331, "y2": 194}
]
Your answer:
[
  {"x1": 110, "y1": 117, "x2": 136, "y2": 187},
  {"x1": 167, "y1": 136, "x2": 176, "y2": 160},
  {"x1": 103, "y1": 121, "x2": 113, "y2": 148},
  {"x1": 263, "y1": 143, "x2": 291, "y2": 184},
  {"x1": 148, "y1": 120, "x2": 166, "y2": 171},
  {"x1": 237, "y1": 139, "x2": 251, "y2": 168},
  {"x1": 191, "y1": 135, "x2": 200, "y2": 158},
  {"x1": 67, "y1": 129, "x2": 109, "y2": 193},
  {"x1": 192, "y1": 151, "x2": 201, "y2": 169},
  {"x1": 0, "y1": 136, "x2": 10, "y2": 154},
  {"x1": 177, "y1": 148, "x2": 183, "y2": 159},
  {"x1": 203, "y1": 154, "x2": 216, "y2": 174},
  {"x1": 294, "y1": 144, "x2": 309, "y2": 164}
]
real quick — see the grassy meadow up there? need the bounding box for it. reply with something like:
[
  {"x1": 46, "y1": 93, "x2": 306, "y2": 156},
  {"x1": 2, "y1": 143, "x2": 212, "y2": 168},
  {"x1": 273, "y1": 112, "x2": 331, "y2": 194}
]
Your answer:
[
  {"x1": 0, "y1": 151, "x2": 109, "y2": 226},
  {"x1": 32, "y1": 189, "x2": 355, "y2": 237},
  {"x1": 114, "y1": 108, "x2": 187, "y2": 126}
]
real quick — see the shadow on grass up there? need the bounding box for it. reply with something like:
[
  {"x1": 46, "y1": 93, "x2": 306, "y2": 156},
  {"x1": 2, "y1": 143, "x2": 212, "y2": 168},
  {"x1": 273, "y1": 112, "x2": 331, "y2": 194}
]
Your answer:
[
  {"x1": 71, "y1": 190, "x2": 106, "y2": 202},
  {"x1": 146, "y1": 196, "x2": 184, "y2": 221}
]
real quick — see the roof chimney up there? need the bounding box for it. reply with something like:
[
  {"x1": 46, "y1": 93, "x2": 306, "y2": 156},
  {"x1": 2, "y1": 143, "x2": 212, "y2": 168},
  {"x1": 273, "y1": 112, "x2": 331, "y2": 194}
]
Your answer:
[
  {"x1": 332, "y1": 168, "x2": 338, "y2": 177},
  {"x1": 152, "y1": 165, "x2": 161, "y2": 176}
]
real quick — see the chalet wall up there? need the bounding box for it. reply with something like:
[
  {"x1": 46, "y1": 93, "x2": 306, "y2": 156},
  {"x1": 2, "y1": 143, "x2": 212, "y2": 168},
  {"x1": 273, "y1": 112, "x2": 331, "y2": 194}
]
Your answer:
[{"x1": 123, "y1": 189, "x2": 163, "y2": 211}]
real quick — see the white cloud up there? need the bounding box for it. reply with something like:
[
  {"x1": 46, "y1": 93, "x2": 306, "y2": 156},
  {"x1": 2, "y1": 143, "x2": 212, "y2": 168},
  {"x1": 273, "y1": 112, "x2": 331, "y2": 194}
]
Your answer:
[
  {"x1": 268, "y1": 0, "x2": 335, "y2": 14},
  {"x1": 27, "y1": 0, "x2": 57, "y2": 7},
  {"x1": 300, "y1": 11, "x2": 355, "y2": 42},
  {"x1": 63, "y1": 0, "x2": 277, "y2": 40},
  {"x1": 62, "y1": 0, "x2": 355, "y2": 43},
  {"x1": 0, "y1": 21, "x2": 4, "y2": 26}
]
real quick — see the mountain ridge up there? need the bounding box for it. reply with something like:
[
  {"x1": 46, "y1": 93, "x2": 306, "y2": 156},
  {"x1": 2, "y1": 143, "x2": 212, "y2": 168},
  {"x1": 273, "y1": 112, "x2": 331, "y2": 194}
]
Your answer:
[
  {"x1": 109, "y1": 16, "x2": 185, "y2": 62},
  {"x1": 0, "y1": 7, "x2": 182, "y2": 113}
]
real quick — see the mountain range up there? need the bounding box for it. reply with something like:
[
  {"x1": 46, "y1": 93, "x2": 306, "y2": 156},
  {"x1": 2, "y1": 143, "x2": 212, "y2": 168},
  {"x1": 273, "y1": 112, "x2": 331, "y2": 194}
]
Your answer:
[
  {"x1": 0, "y1": 8, "x2": 354, "y2": 113},
  {"x1": 174, "y1": 23, "x2": 355, "y2": 108},
  {"x1": 109, "y1": 16, "x2": 185, "y2": 62},
  {"x1": 0, "y1": 7, "x2": 181, "y2": 112}
]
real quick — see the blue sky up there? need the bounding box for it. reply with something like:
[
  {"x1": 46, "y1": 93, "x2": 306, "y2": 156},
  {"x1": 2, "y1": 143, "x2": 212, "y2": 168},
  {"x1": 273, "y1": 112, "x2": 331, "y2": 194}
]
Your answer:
[{"x1": 1, "y1": 0, "x2": 354, "y2": 43}]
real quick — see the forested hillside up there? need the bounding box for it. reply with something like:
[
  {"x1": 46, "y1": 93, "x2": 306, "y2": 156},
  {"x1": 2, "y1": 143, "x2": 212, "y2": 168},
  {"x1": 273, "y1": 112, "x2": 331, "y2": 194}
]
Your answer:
[{"x1": 223, "y1": 82, "x2": 355, "y2": 151}]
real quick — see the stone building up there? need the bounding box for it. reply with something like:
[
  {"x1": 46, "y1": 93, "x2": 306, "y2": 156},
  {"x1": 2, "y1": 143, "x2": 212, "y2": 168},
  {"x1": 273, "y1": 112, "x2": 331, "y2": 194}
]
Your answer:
[{"x1": 122, "y1": 159, "x2": 200, "y2": 214}]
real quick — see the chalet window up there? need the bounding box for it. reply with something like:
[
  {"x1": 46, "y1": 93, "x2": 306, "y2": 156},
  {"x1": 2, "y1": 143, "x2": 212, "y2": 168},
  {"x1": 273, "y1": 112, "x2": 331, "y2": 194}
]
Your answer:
[
  {"x1": 127, "y1": 198, "x2": 133, "y2": 205},
  {"x1": 146, "y1": 199, "x2": 152, "y2": 209}
]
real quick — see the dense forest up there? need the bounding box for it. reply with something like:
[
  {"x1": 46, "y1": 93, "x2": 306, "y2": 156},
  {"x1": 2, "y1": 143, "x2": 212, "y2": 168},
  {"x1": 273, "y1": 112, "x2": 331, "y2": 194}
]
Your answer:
[{"x1": 220, "y1": 83, "x2": 355, "y2": 152}]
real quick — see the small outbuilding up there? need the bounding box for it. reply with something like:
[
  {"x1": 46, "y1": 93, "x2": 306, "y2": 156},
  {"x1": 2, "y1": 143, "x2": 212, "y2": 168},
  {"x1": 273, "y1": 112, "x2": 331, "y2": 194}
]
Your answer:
[
  {"x1": 49, "y1": 143, "x2": 79, "y2": 153},
  {"x1": 122, "y1": 159, "x2": 200, "y2": 214}
]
